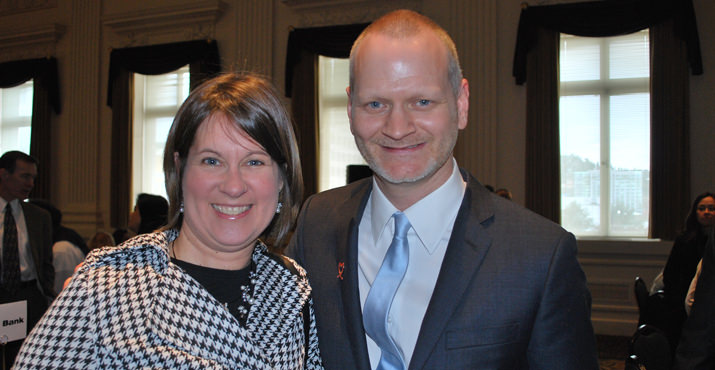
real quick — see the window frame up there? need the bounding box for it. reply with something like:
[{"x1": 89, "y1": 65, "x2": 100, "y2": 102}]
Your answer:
[{"x1": 558, "y1": 31, "x2": 651, "y2": 238}]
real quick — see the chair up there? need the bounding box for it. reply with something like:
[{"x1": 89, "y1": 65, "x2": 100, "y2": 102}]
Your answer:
[
  {"x1": 626, "y1": 324, "x2": 672, "y2": 370},
  {"x1": 634, "y1": 277, "x2": 649, "y2": 325}
]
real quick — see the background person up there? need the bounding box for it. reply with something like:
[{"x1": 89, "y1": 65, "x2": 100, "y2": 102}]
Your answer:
[
  {"x1": 14, "y1": 73, "x2": 322, "y2": 369},
  {"x1": 87, "y1": 230, "x2": 115, "y2": 252},
  {"x1": 287, "y1": 9, "x2": 597, "y2": 369},
  {"x1": 27, "y1": 198, "x2": 89, "y2": 294},
  {"x1": 0, "y1": 151, "x2": 54, "y2": 369},
  {"x1": 111, "y1": 227, "x2": 133, "y2": 245},
  {"x1": 495, "y1": 187, "x2": 512, "y2": 200},
  {"x1": 673, "y1": 225, "x2": 715, "y2": 370},
  {"x1": 661, "y1": 192, "x2": 715, "y2": 349},
  {"x1": 128, "y1": 193, "x2": 169, "y2": 235}
]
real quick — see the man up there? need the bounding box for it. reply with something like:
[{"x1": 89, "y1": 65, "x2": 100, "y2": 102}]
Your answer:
[
  {"x1": 287, "y1": 9, "x2": 598, "y2": 369},
  {"x1": 0, "y1": 151, "x2": 54, "y2": 368},
  {"x1": 673, "y1": 225, "x2": 715, "y2": 369}
]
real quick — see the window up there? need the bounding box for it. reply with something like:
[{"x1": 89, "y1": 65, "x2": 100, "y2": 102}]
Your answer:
[
  {"x1": 559, "y1": 30, "x2": 650, "y2": 238},
  {"x1": 132, "y1": 66, "x2": 190, "y2": 202},
  {"x1": 317, "y1": 56, "x2": 365, "y2": 191},
  {"x1": 0, "y1": 80, "x2": 33, "y2": 154}
]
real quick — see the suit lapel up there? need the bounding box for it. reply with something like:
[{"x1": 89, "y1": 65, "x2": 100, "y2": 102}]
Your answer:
[
  {"x1": 409, "y1": 174, "x2": 494, "y2": 370},
  {"x1": 338, "y1": 181, "x2": 373, "y2": 370}
]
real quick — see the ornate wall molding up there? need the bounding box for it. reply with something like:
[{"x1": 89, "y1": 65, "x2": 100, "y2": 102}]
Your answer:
[
  {"x1": 283, "y1": 0, "x2": 376, "y2": 11},
  {"x1": 285, "y1": 0, "x2": 419, "y2": 28},
  {"x1": 0, "y1": 23, "x2": 64, "y2": 62},
  {"x1": 103, "y1": 0, "x2": 225, "y2": 48},
  {"x1": 0, "y1": 0, "x2": 56, "y2": 16}
]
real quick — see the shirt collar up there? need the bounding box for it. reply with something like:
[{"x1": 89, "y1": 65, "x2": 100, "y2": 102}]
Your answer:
[
  {"x1": 369, "y1": 159, "x2": 466, "y2": 253},
  {"x1": 0, "y1": 196, "x2": 18, "y2": 214}
]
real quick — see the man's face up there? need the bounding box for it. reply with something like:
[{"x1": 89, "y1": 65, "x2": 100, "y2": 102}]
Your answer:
[
  {"x1": 347, "y1": 31, "x2": 469, "y2": 189},
  {"x1": 0, "y1": 159, "x2": 37, "y2": 201}
]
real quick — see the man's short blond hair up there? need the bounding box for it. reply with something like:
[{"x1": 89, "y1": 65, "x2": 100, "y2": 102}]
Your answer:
[{"x1": 349, "y1": 9, "x2": 463, "y2": 97}]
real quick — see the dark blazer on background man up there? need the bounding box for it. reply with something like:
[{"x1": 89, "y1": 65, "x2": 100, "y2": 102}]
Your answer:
[
  {"x1": 1, "y1": 200, "x2": 54, "y2": 370},
  {"x1": 287, "y1": 169, "x2": 598, "y2": 369},
  {"x1": 20, "y1": 201, "x2": 55, "y2": 298}
]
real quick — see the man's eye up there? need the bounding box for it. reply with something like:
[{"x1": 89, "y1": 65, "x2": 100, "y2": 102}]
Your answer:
[
  {"x1": 368, "y1": 101, "x2": 383, "y2": 109},
  {"x1": 416, "y1": 99, "x2": 431, "y2": 107}
]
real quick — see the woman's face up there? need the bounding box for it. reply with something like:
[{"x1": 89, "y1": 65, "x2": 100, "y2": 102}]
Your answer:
[
  {"x1": 696, "y1": 196, "x2": 715, "y2": 227},
  {"x1": 177, "y1": 113, "x2": 283, "y2": 268}
]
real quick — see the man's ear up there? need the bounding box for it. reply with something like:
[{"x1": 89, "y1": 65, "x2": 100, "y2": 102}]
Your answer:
[
  {"x1": 346, "y1": 86, "x2": 355, "y2": 134},
  {"x1": 456, "y1": 78, "x2": 470, "y2": 130}
]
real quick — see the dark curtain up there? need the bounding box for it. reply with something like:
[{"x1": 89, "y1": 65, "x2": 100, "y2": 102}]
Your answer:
[
  {"x1": 524, "y1": 28, "x2": 560, "y2": 223},
  {"x1": 512, "y1": 0, "x2": 702, "y2": 239},
  {"x1": 285, "y1": 23, "x2": 368, "y2": 198},
  {"x1": 107, "y1": 40, "x2": 221, "y2": 227},
  {"x1": 650, "y1": 19, "x2": 692, "y2": 240},
  {"x1": 0, "y1": 58, "x2": 61, "y2": 200}
]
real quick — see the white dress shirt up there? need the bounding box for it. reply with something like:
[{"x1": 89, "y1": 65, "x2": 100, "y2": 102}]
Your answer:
[
  {"x1": 358, "y1": 159, "x2": 466, "y2": 369},
  {"x1": 52, "y1": 240, "x2": 85, "y2": 293},
  {"x1": 1, "y1": 197, "x2": 38, "y2": 282}
]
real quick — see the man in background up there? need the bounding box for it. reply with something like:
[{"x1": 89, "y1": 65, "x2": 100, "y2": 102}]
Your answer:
[
  {"x1": 0, "y1": 151, "x2": 53, "y2": 368},
  {"x1": 288, "y1": 9, "x2": 598, "y2": 369}
]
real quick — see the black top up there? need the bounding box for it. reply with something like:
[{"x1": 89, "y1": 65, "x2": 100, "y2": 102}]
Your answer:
[{"x1": 171, "y1": 258, "x2": 253, "y2": 326}]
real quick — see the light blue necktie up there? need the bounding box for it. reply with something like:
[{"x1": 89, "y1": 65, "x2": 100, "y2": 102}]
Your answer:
[{"x1": 363, "y1": 211, "x2": 411, "y2": 370}]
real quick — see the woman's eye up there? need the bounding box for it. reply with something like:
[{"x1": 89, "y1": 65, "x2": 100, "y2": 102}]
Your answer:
[
  {"x1": 247, "y1": 159, "x2": 264, "y2": 166},
  {"x1": 202, "y1": 158, "x2": 220, "y2": 166}
]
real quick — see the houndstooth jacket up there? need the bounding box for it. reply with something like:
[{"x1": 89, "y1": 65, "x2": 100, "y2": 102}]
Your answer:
[{"x1": 13, "y1": 229, "x2": 323, "y2": 369}]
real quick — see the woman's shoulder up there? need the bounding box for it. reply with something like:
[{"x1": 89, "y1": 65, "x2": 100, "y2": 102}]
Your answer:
[
  {"x1": 82, "y1": 230, "x2": 173, "y2": 272},
  {"x1": 256, "y1": 243, "x2": 307, "y2": 279}
]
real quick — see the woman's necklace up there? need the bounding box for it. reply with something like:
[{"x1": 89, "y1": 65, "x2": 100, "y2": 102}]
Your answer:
[{"x1": 228, "y1": 267, "x2": 256, "y2": 322}]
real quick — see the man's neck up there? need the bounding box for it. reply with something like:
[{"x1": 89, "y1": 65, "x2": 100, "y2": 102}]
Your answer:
[{"x1": 374, "y1": 160, "x2": 456, "y2": 211}]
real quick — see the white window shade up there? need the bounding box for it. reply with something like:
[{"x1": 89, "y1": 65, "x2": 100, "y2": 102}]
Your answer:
[
  {"x1": 559, "y1": 30, "x2": 650, "y2": 238},
  {"x1": 0, "y1": 80, "x2": 33, "y2": 155},
  {"x1": 132, "y1": 66, "x2": 189, "y2": 202}
]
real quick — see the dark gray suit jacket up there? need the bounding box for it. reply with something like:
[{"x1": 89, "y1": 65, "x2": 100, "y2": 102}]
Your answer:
[
  {"x1": 20, "y1": 201, "x2": 54, "y2": 298},
  {"x1": 287, "y1": 169, "x2": 598, "y2": 369}
]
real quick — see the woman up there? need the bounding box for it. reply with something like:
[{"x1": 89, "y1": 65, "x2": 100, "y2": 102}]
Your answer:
[
  {"x1": 14, "y1": 73, "x2": 322, "y2": 369},
  {"x1": 662, "y1": 192, "x2": 715, "y2": 349}
]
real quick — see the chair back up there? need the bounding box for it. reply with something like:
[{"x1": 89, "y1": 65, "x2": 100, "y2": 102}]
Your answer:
[
  {"x1": 627, "y1": 324, "x2": 672, "y2": 370},
  {"x1": 634, "y1": 277, "x2": 649, "y2": 324}
]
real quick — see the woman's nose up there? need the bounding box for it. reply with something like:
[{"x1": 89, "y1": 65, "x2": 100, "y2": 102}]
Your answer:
[{"x1": 221, "y1": 168, "x2": 248, "y2": 196}]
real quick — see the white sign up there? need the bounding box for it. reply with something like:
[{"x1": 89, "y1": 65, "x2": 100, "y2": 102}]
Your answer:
[{"x1": 0, "y1": 300, "x2": 27, "y2": 343}]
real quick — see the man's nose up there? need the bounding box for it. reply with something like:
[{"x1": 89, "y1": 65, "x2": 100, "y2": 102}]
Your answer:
[{"x1": 383, "y1": 106, "x2": 415, "y2": 140}]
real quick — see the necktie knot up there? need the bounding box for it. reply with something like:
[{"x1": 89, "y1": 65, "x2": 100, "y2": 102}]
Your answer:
[{"x1": 393, "y1": 212, "x2": 410, "y2": 241}]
